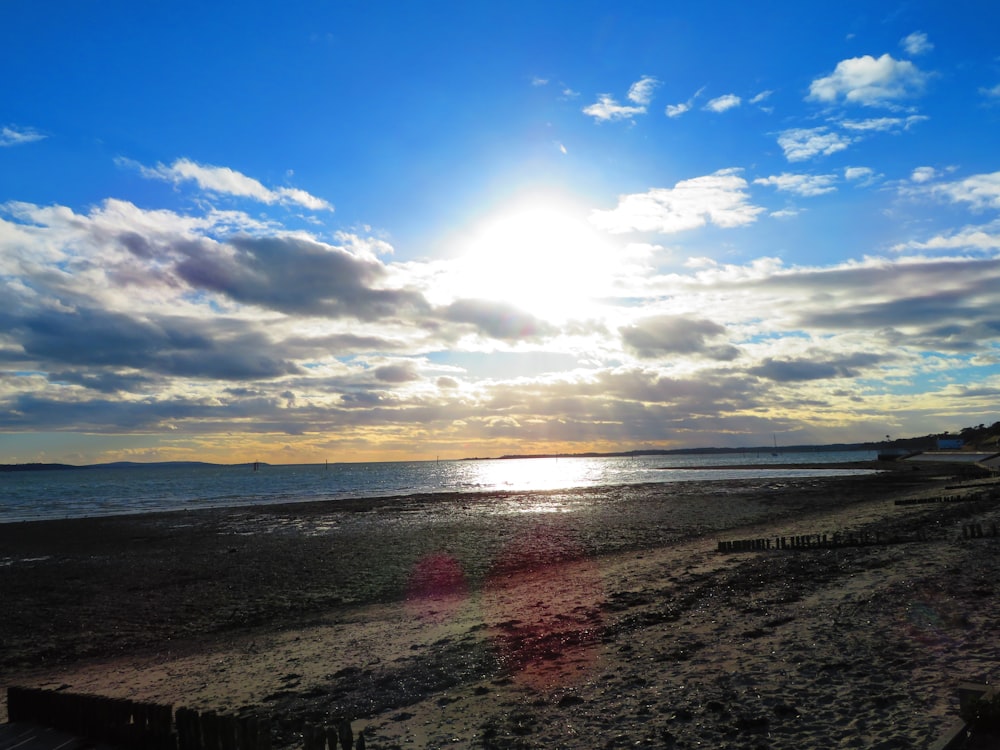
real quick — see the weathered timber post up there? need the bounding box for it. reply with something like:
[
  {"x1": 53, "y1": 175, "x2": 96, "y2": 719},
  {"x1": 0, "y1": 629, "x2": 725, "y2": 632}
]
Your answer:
[
  {"x1": 257, "y1": 718, "x2": 272, "y2": 750},
  {"x1": 338, "y1": 719, "x2": 353, "y2": 750},
  {"x1": 201, "y1": 711, "x2": 221, "y2": 750},
  {"x1": 176, "y1": 707, "x2": 199, "y2": 750},
  {"x1": 218, "y1": 714, "x2": 237, "y2": 750},
  {"x1": 303, "y1": 723, "x2": 325, "y2": 750}
]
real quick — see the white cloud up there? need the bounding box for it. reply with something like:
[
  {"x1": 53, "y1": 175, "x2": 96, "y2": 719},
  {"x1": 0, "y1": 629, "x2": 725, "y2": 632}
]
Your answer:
[
  {"x1": 127, "y1": 157, "x2": 333, "y2": 211},
  {"x1": 839, "y1": 115, "x2": 927, "y2": 132},
  {"x1": 911, "y1": 166, "x2": 936, "y2": 183},
  {"x1": 754, "y1": 173, "x2": 838, "y2": 197},
  {"x1": 750, "y1": 90, "x2": 773, "y2": 105},
  {"x1": 808, "y1": 54, "x2": 928, "y2": 107},
  {"x1": 844, "y1": 167, "x2": 874, "y2": 182},
  {"x1": 589, "y1": 168, "x2": 765, "y2": 234},
  {"x1": 901, "y1": 31, "x2": 933, "y2": 56},
  {"x1": 777, "y1": 127, "x2": 853, "y2": 162},
  {"x1": 664, "y1": 87, "x2": 705, "y2": 118},
  {"x1": 892, "y1": 221, "x2": 1000, "y2": 253},
  {"x1": 1, "y1": 125, "x2": 46, "y2": 147},
  {"x1": 274, "y1": 186, "x2": 332, "y2": 212},
  {"x1": 584, "y1": 76, "x2": 659, "y2": 122},
  {"x1": 929, "y1": 171, "x2": 1000, "y2": 211},
  {"x1": 531, "y1": 76, "x2": 549, "y2": 86},
  {"x1": 704, "y1": 94, "x2": 742, "y2": 113},
  {"x1": 981, "y1": 83, "x2": 1000, "y2": 99},
  {"x1": 770, "y1": 208, "x2": 800, "y2": 219},
  {"x1": 627, "y1": 76, "x2": 660, "y2": 105},
  {"x1": 583, "y1": 95, "x2": 646, "y2": 122},
  {"x1": 665, "y1": 102, "x2": 692, "y2": 118}
]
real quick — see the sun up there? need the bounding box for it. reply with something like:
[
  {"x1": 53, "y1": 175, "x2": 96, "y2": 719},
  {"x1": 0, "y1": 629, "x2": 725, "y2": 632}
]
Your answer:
[{"x1": 444, "y1": 195, "x2": 623, "y2": 322}]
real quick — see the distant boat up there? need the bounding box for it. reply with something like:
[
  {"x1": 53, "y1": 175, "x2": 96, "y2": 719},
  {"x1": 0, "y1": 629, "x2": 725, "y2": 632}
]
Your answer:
[{"x1": 771, "y1": 435, "x2": 780, "y2": 457}]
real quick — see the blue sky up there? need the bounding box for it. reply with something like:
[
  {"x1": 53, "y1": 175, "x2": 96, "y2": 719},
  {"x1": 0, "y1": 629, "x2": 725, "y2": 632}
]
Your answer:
[{"x1": 2, "y1": 1, "x2": 999, "y2": 464}]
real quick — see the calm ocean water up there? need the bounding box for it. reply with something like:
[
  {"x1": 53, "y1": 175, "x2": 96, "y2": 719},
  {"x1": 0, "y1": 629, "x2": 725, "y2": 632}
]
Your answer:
[{"x1": 0, "y1": 451, "x2": 878, "y2": 523}]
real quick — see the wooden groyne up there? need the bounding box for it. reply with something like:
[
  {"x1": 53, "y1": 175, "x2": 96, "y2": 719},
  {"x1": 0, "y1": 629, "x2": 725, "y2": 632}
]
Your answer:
[
  {"x1": 893, "y1": 490, "x2": 995, "y2": 506},
  {"x1": 718, "y1": 523, "x2": 998, "y2": 553},
  {"x1": 717, "y1": 531, "x2": 905, "y2": 553},
  {"x1": 7, "y1": 687, "x2": 174, "y2": 749},
  {"x1": 302, "y1": 720, "x2": 364, "y2": 750},
  {"x1": 6, "y1": 687, "x2": 365, "y2": 750}
]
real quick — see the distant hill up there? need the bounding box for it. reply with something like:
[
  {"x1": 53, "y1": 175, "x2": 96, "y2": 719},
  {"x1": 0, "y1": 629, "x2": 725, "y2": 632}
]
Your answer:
[
  {"x1": 97, "y1": 461, "x2": 224, "y2": 469},
  {"x1": 0, "y1": 460, "x2": 240, "y2": 473},
  {"x1": 0, "y1": 462, "x2": 78, "y2": 472}
]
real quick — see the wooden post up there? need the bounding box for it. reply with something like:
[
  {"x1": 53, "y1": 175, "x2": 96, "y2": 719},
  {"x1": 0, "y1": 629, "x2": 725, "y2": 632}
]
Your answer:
[
  {"x1": 303, "y1": 723, "x2": 325, "y2": 750},
  {"x1": 257, "y1": 718, "x2": 272, "y2": 750},
  {"x1": 218, "y1": 715, "x2": 237, "y2": 750},
  {"x1": 338, "y1": 719, "x2": 353, "y2": 750},
  {"x1": 234, "y1": 717, "x2": 250, "y2": 750},
  {"x1": 5, "y1": 687, "x2": 19, "y2": 722},
  {"x1": 176, "y1": 707, "x2": 200, "y2": 750},
  {"x1": 201, "y1": 711, "x2": 220, "y2": 750}
]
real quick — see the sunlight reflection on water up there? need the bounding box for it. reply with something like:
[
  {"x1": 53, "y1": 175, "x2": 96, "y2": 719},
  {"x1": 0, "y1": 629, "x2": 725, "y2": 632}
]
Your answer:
[{"x1": 460, "y1": 457, "x2": 603, "y2": 493}]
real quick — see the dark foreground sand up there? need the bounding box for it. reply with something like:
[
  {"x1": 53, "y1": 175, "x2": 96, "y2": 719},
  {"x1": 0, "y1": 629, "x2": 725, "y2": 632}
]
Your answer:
[{"x1": 2, "y1": 462, "x2": 999, "y2": 748}]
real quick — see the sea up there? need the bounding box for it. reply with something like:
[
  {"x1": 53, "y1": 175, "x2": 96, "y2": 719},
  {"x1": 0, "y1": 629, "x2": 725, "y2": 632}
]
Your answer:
[{"x1": 0, "y1": 450, "x2": 879, "y2": 524}]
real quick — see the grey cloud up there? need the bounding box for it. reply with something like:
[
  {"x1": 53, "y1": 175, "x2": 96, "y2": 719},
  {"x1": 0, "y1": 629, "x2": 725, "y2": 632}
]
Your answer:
[
  {"x1": 909, "y1": 320, "x2": 1000, "y2": 353},
  {"x1": 285, "y1": 332, "x2": 409, "y2": 356},
  {"x1": 374, "y1": 362, "x2": 420, "y2": 383},
  {"x1": 620, "y1": 315, "x2": 740, "y2": 361},
  {"x1": 749, "y1": 352, "x2": 886, "y2": 382},
  {"x1": 15, "y1": 306, "x2": 298, "y2": 380},
  {"x1": 442, "y1": 299, "x2": 554, "y2": 341},
  {"x1": 176, "y1": 236, "x2": 430, "y2": 320},
  {"x1": 475, "y1": 368, "x2": 774, "y2": 446},
  {"x1": 802, "y1": 292, "x2": 969, "y2": 329},
  {"x1": 0, "y1": 393, "x2": 215, "y2": 432},
  {"x1": 338, "y1": 391, "x2": 394, "y2": 408},
  {"x1": 750, "y1": 360, "x2": 842, "y2": 382},
  {"x1": 48, "y1": 370, "x2": 156, "y2": 394},
  {"x1": 594, "y1": 368, "x2": 760, "y2": 410},
  {"x1": 734, "y1": 257, "x2": 1000, "y2": 351}
]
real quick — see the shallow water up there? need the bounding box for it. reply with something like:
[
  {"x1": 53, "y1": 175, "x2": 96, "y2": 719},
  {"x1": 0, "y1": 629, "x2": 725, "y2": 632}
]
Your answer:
[{"x1": 0, "y1": 450, "x2": 877, "y2": 522}]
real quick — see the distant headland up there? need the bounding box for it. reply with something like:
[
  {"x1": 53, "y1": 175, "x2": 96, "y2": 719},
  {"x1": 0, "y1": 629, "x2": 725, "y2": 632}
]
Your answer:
[{"x1": 0, "y1": 461, "x2": 265, "y2": 473}]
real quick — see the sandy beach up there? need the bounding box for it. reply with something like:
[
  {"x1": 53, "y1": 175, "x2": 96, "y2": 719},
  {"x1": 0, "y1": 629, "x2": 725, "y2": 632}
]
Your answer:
[{"x1": 2, "y1": 461, "x2": 999, "y2": 748}]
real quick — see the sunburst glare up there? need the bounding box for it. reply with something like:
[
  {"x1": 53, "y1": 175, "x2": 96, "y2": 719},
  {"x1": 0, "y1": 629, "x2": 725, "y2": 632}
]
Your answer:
[{"x1": 444, "y1": 196, "x2": 623, "y2": 322}]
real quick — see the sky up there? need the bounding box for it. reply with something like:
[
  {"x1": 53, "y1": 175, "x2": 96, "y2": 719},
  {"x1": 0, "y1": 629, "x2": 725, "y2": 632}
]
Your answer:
[{"x1": 2, "y1": 1, "x2": 1000, "y2": 465}]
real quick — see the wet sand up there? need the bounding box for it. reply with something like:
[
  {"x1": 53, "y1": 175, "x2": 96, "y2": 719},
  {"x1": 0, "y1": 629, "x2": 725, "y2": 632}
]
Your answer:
[{"x1": 2, "y1": 462, "x2": 999, "y2": 748}]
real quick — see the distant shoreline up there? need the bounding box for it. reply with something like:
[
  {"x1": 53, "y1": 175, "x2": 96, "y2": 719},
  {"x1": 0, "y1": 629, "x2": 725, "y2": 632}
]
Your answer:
[
  {"x1": 1, "y1": 445, "x2": 884, "y2": 472},
  {"x1": 0, "y1": 460, "x2": 256, "y2": 473},
  {"x1": 491, "y1": 443, "x2": 881, "y2": 460}
]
